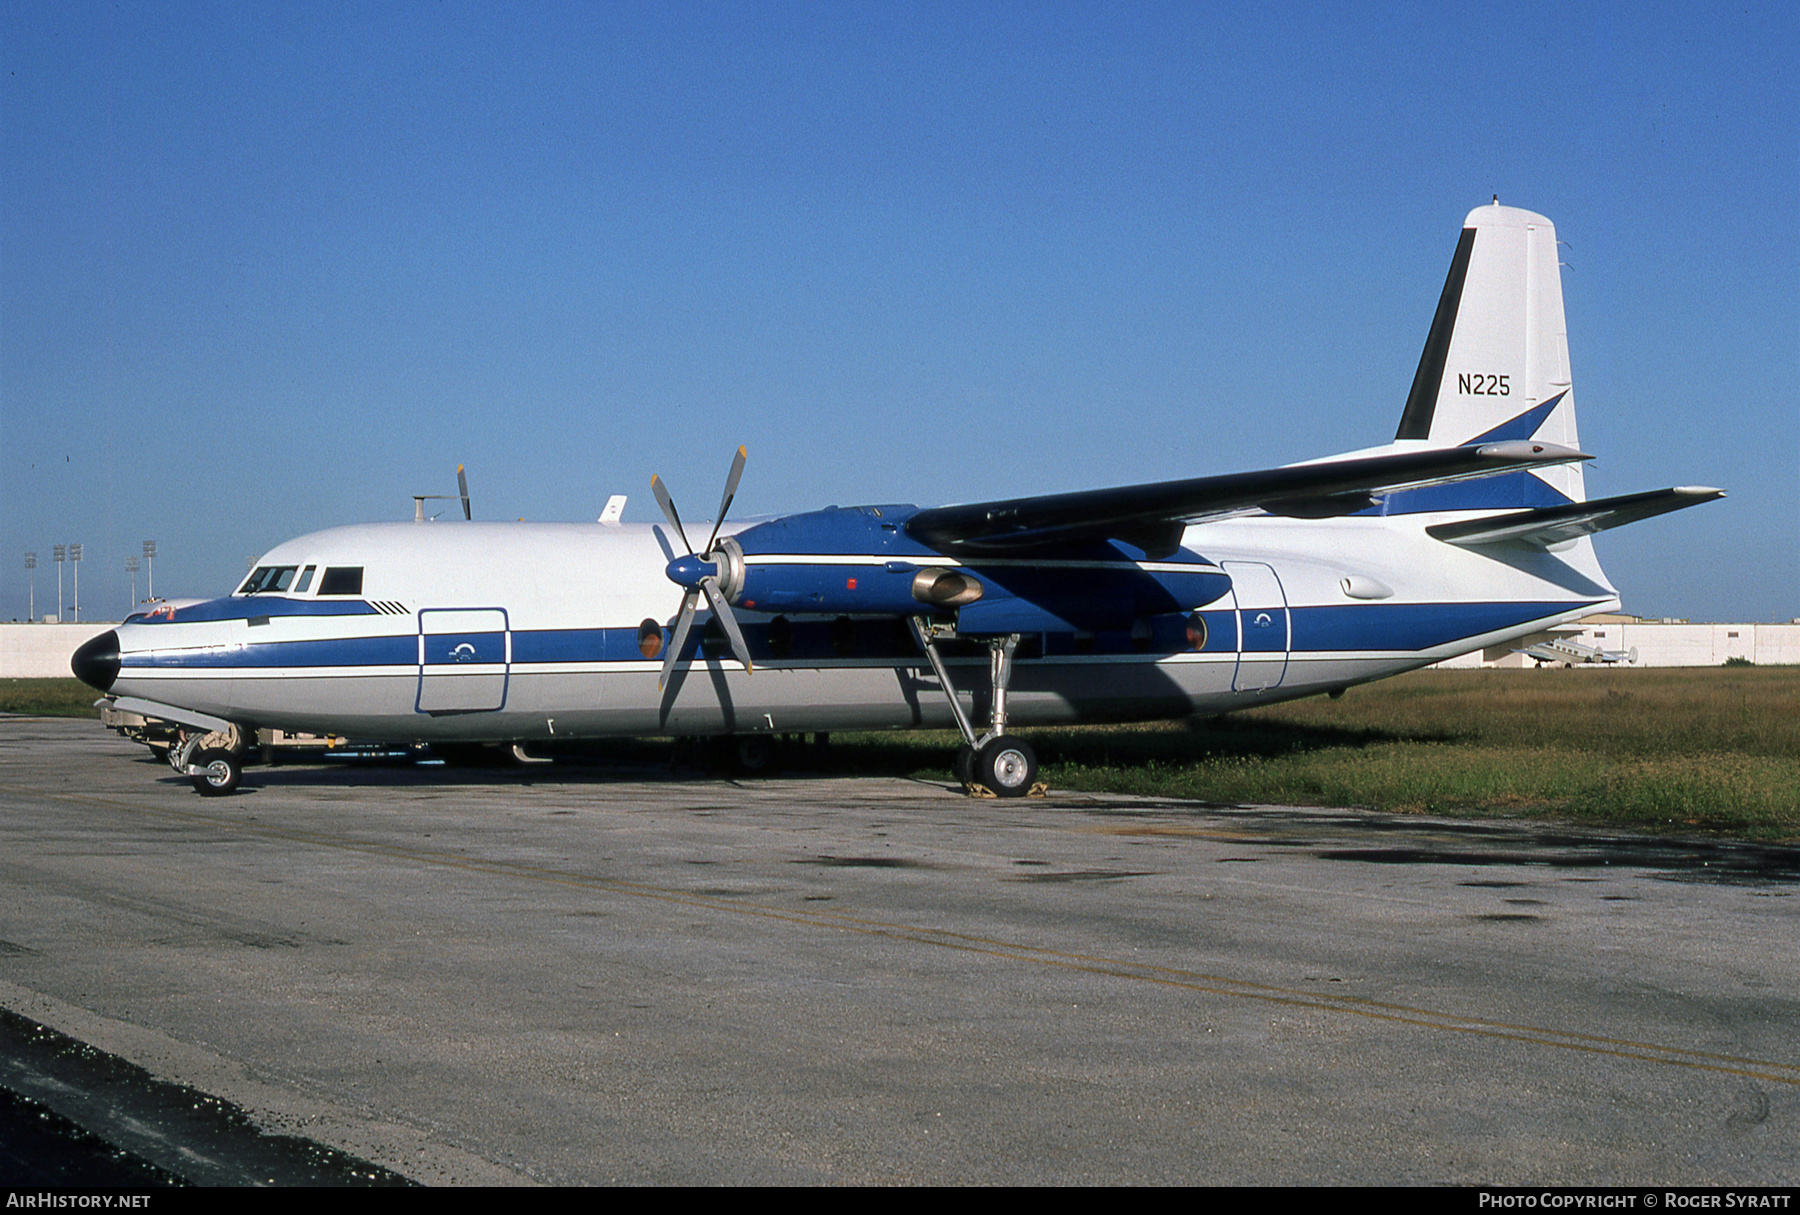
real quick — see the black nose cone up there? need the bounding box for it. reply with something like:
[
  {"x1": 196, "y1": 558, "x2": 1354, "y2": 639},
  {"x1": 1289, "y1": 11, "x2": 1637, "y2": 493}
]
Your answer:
[{"x1": 72, "y1": 630, "x2": 121, "y2": 693}]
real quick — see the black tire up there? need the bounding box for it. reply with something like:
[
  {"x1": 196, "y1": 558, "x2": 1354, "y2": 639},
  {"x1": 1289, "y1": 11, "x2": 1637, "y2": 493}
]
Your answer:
[
  {"x1": 190, "y1": 748, "x2": 241, "y2": 796},
  {"x1": 729, "y1": 734, "x2": 781, "y2": 776},
  {"x1": 953, "y1": 743, "x2": 976, "y2": 787},
  {"x1": 972, "y1": 737, "x2": 1036, "y2": 798},
  {"x1": 433, "y1": 743, "x2": 508, "y2": 767}
]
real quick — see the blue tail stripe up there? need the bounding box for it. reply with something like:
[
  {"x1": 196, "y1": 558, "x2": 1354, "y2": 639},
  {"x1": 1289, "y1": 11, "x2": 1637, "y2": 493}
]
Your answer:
[
  {"x1": 1359, "y1": 470, "x2": 1574, "y2": 516},
  {"x1": 1468, "y1": 391, "x2": 1567, "y2": 444}
]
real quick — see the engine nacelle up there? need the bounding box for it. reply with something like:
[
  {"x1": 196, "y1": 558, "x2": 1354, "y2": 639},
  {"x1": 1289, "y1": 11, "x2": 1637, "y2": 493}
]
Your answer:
[{"x1": 728, "y1": 504, "x2": 1234, "y2": 634}]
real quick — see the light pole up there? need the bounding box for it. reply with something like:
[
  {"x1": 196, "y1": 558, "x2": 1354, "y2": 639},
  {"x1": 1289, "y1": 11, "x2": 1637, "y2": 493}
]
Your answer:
[
  {"x1": 126, "y1": 557, "x2": 140, "y2": 615},
  {"x1": 143, "y1": 539, "x2": 157, "y2": 601},
  {"x1": 70, "y1": 543, "x2": 82, "y2": 623},
  {"x1": 24, "y1": 553, "x2": 36, "y2": 622},
  {"x1": 52, "y1": 545, "x2": 65, "y2": 623}
]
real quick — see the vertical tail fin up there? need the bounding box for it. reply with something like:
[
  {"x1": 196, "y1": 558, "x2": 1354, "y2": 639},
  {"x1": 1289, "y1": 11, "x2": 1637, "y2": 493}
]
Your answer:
[{"x1": 1395, "y1": 203, "x2": 1585, "y2": 504}]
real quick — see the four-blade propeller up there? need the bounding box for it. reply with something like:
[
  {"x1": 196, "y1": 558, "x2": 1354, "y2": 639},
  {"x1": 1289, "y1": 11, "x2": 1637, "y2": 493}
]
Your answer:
[{"x1": 652, "y1": 445, "x2": 753, "y2": 688}]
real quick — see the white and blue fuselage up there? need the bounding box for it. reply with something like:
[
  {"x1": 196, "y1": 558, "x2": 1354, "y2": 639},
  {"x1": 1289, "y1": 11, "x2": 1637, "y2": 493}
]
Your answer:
[
  {"x1": 73, "y1": 204, "x2": 1717, "y2": 793},
  {"x1": 91, "y1": 507, "x2": 1615, "y2": 742}
]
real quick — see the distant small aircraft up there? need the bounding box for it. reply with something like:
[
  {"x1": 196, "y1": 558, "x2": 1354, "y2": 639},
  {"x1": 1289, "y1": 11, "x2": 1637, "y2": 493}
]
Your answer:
[
  {"x1": 1519, "y1": 637, "x2": 1638, "y2": 666},
  {"x1": 73, "y1": 203, "x2": 1720, "y2": 796}
]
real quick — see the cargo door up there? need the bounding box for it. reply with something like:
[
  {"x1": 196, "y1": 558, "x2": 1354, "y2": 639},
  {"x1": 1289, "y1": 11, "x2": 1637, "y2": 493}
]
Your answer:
[
  {"x1": 1223, "y1": 561, "x2": 1288, "y2": 692},
  {"x1": 417, "y1": 608, "x2": 509, "y2": 714}
]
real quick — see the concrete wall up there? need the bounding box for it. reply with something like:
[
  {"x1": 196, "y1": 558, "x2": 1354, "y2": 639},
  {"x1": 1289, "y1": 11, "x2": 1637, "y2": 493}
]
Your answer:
[
  {"x1": 1566, "y1": 621, "x2": 1800, "y2": 666},
  {"x1": 0, "y1": 623, "x2": 117, "y2": 679}
]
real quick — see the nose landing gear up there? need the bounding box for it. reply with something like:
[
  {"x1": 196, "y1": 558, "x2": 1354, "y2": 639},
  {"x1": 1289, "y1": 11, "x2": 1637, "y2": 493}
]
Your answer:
[
  {"x1": 190, "y1": 748, "x2": 242, "y2": 796},
  {"x1": 169, "y1": 725, "x2": 249, "y2": 796}
]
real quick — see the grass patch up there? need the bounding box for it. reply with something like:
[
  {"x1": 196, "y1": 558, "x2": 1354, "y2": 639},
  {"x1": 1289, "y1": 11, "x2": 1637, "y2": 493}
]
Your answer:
[
  {"x1": 828, "y1": 667, "x2": 1800, "y2": 841},
  {"x1": 0, "y1": 679, "x2": 108, "y2": 717}
]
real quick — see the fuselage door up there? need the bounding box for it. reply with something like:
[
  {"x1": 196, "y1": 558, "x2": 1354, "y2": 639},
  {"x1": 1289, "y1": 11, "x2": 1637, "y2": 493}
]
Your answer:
[
  {"x1": 417, "y1": 607, "x2": 509, "y2": 714},
  {"x1": 1223, "y1": 561, "x2": 1288, "y2": 692}
]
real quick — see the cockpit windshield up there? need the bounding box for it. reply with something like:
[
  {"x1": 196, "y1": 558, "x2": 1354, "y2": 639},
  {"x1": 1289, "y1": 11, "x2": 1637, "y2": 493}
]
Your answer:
[{"x1": 238, "y1": 565, "x2": 299, "y2": 595}]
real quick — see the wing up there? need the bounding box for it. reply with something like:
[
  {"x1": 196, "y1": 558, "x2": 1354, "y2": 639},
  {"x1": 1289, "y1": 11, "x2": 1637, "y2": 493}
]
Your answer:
[
  {"x1": 903, "y1": 440, "x2": 1590, "y2": 557},
  {"x1": 1425, "y1": 486, "x2": 1724, "y2": 548}
]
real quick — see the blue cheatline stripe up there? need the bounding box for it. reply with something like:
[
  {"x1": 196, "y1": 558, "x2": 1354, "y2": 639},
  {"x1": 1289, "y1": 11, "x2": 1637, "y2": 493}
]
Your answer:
[
  {"x1": 510, "y1": 628, "x2": 611, "y2": 664},
  {"x1": 1290, "y1": 600, "x2": 1595, "y2": 652},
  {"x1": 124, "y1": 635, "x2": 418, "y2": 669},
  {"x1": 119, "y1": 600, "x2": 1597, "y2": 672},
  {"x1": 1468, "y1": 392, "x2": 1567, "y2": 444},
  {"x1": 423, "y1": 632, "x2": 505, "y2": 665},
  {"x1": 132, "y1": 597, "x2": 379, "y2": 624}
]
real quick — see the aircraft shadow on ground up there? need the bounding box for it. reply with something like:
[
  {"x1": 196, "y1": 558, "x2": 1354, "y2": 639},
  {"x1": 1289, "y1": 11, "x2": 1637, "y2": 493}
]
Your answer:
[
  {"x1": 142, "y1": 711, "x2": 1464, "y2": 793},
  {"x1": 135, "y1": 731, "x2": 1800, "y2": 887}
]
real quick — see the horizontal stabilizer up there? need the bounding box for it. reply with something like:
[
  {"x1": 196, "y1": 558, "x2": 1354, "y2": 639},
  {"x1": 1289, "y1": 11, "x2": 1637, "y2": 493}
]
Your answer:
[
  {"x1": 1426, "y1": 486, "x2": 1723, "y2": 548},
  {"x1": 905, "y1": 441, "x2": 1588, "y2": 556}
]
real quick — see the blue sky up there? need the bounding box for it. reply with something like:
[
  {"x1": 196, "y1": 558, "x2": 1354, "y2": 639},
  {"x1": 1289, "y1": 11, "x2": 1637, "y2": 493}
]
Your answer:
[{"x1": 3, "y1": 2, "x2": 1794, "y2": 624}]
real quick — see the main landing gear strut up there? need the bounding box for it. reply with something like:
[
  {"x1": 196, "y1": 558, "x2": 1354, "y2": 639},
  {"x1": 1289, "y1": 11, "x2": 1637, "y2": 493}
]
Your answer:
[{"x1": 909, "y1": 618, "x2": 1040, "y2": 798}]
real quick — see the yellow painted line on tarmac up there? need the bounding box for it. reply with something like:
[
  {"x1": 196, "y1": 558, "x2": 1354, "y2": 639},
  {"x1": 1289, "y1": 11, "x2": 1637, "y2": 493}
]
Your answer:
[{"x1": 11, "y1": 780, "x2": 1800, "y2": 1090}]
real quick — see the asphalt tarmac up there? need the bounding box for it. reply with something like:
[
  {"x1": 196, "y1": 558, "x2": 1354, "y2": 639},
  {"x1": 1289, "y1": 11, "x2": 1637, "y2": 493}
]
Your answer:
[{"x1": 0, "y1": 717, "x2": 1796, "y2": 1185}]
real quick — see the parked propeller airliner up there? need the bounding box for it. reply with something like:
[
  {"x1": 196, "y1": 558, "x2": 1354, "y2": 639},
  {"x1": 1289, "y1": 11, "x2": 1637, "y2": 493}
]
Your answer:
[{"x1": 74, "y1": 203, "x2": 1720, "y2": 796}]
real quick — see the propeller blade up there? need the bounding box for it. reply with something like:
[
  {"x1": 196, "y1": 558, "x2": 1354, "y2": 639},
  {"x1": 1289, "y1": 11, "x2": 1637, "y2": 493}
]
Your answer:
[
  {"x1": 660, "y1": 590, "x2": 699, "y2": 690},
  {"x1": 650, "y1": 474, "x2": 693, "y2": 554},
  {"x1": 656, "y1": 448, "x2": 752, "y2": 685},
  {"x1": 701, "y1": 578, "x2": 754, "y2": 674},
  {"x1": 457, "y1": 464, "x2": 471, "y2": 520},
  {"x1": 703, "y1": 445, "x2": 748, "y2": 553}
]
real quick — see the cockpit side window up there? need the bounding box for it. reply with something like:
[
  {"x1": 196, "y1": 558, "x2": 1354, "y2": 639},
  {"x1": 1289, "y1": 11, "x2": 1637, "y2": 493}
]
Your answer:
[
  {"x1": 294, "y1": 565, "x2": 316, "y2": 594},
  {"x1": 317, "y1": 566, "x2": 364, "y2": 596},
  {"x1": 239, "y1": 566, "x2": 299, "y2": 595}
]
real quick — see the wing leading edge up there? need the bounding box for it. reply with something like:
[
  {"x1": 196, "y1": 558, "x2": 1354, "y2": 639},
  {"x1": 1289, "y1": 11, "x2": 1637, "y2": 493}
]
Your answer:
[{"x1": 903, "y1": 441, "x2": 1590, "y2": 556}]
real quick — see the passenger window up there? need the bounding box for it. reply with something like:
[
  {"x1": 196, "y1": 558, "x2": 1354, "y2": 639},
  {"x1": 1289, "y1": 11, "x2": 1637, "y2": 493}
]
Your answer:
[
  {"x1": 637, "y1": 619, "x2": 664, "y2": 660},
  {"x1": 317, "y1": 567, "x2": 364, "y2": 595},
  {"x1": 1187, "y1": 613, "x2": 1209, "y2": 651}
]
